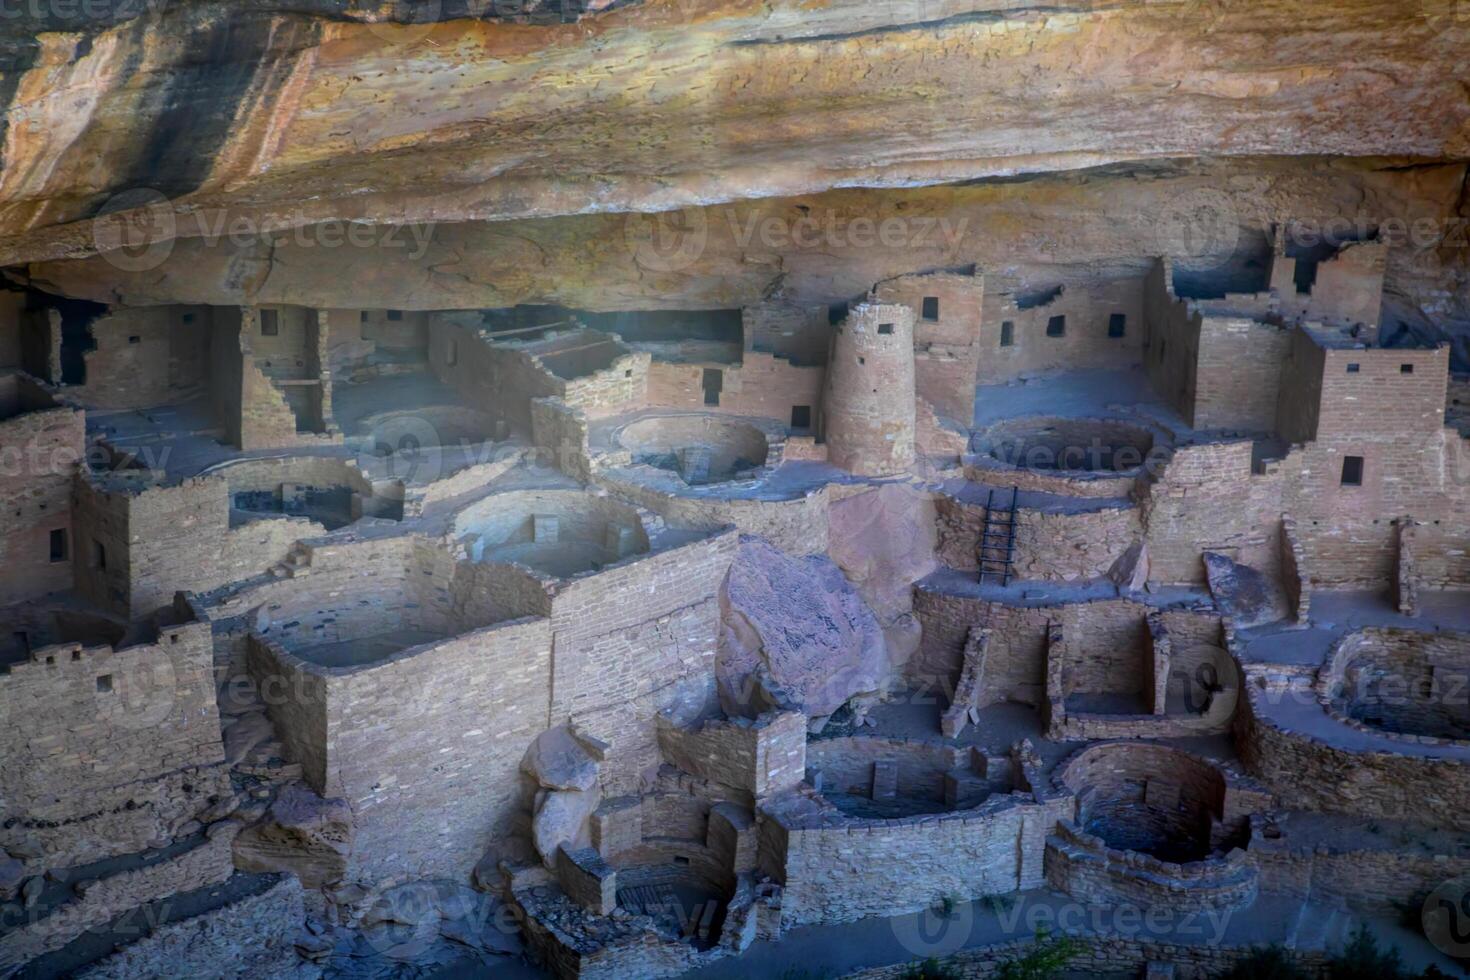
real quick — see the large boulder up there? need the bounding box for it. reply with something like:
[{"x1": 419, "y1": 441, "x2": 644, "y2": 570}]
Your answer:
[
  {"x1": 520, "y1": 726, "x2": 599, "y2": 793},
  {"x1": 719, "y1": 536, "x2": 890, "y2": 720},
  {"x1": 828, "y1": 485, "x2": 938, "y2": 666},
  {"x1": 531, "y1": 789, "x2": 599, "y2": 869},
  {"x1": 233, "y1": 783, "x2": 354, "y2": 888},
  {"x1": 1203, "y1": 552, "x2": 1290, "y2": 629}
]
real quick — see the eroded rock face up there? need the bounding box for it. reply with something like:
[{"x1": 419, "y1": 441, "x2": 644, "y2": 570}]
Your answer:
[
  {"x1": 2, "y1": 0, "x2": 1467, "y2": 279},
  {"x1": 520, "y1": 726, "x2": 599, "y2": 793},
  {"x1": 232, "y1": 782, "x2": 354, "y2": 888},
  {"x1": 530, "y1": 788, "x2": 598, "y2": 869},
  {"x1": 828, "y1": 485, "x2": 939, "y2": 667},
  {"x1": 718, "y1": 535, "x2": 890, "y2": 720},
  {"x1": 1203, "y1": 551, "x2": 1290, "y2": 629}
]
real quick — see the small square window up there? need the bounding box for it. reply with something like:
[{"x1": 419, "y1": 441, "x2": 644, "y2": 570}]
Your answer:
[
  {"x1": 921, "y1": 297, "x2": 940, "y2": 321},
  {"x1": 181, "y1": 312, "x2": 195, "y2": 324},
  {"x1": 1346, "y1": 363, "x2": 1361, "y2": 374},
  {"x1": 1108, "y1": 314, "x2": 1126, "y2": 338},
  {"x1": 625, "y1": 369, "x2": 633, "y2": 378},
  {"x1": 259, "y1": 309, "x2": 279, "y2": 336},
  {"x1": 360, "y1": 311, "x2": 370, "y2": 323},
  {"x1": 791, "y1": 405, "x2": 812, "y2": 429},
  {"x1": 127, "y1": 335, "x2": 140, "y2": 345},
  {"x1": 49, "y1": 528, "x2": 67, "y2": 563},
  {"x1": 1046, "y1": 315, "x2": 1066, "y2": 338},
  {"x1": 877, "y1": 323, "x2": 895, "y2": 335},
  {"x1": 1341, "y1": 455, "x2": 1364, "y2": 487},
  {"x1": 96, "y1": 674, "x2": 113, "y2": 693},
  {"x1": 999, "y1": 321, "x2": 1015, "y2": 347},
  {"x1": 1401, "y1": 363, "x2": 1415, "y2": 374},
  {"x1": 387, "y1": 310, "x2": 404, "y2": 321}
]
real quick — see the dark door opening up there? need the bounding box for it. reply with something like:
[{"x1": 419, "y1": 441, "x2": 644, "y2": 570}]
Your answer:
[
  {"x1": 702, "y1": 368, "x2": 723, "y2": 407},
  {"x1": 790, "y1": 405, "x2": 812, "y2": 429},
  {"x1": 53, "y1": 296, "x2": 107, "y2": 386}
]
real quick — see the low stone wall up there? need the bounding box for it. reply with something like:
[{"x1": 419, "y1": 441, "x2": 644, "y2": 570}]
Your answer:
[
  {"x1": 1235, "y1": 665, "x2": 1470, "y2": 830},
  {"x1": 1282, "y1": 516, "x2": 1312, "y2": 623},
  {"x1": 0, "y1": 826, "x2": 238, "y2": 972},
  {"x1": 758, "y1": 786, "x2": 1067, "y2": 926},
  {"x1": 1399, "y1": 520, "x2": 1470, "y2": 614},
  {"x1": 597, "y1": 472, "x2": 830, "y2": 557},
  {"x1": 1044, "y1": 821, "x2": 1258, "y2": 915},
  {"x1": 806, "y1": 735, "x2": 975, "y2": 803},
  {"x1": 656, "y1": 710, "x2": 807, "y2": 802},
  {"x1": 1248, "y1": 814, "x2": 1470, "y2": 914},
  {"x1": 74, "y1": 874, "x2": 304, "y2": 980},
  {"x1": 934, "y1": 492, "x2": 1140, "y2": 582},
  {"x1": 1316, "y1": 627, "x2": 1470, "y2": 745},
  {"x1": 531, "y1": 396, "x2": 594, "y2": 482}
]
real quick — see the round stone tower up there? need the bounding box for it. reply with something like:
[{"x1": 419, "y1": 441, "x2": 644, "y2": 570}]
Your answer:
[{"x1": 820, "y1": 301, "x2": 916, "y2": 475}]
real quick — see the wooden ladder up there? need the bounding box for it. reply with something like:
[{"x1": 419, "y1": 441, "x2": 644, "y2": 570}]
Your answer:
[{"x1": 978, "y1": 487, "x2": 1019, "y2": 587}]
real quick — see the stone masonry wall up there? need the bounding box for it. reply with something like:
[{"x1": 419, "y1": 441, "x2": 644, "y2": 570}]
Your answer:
[
  {"x1": 0, "y1": 620, "x2": 228, "y2": 867},
  {"x1": 0, "y1": 387, "x2": 81, "y2": 604},
  {"x1": 549, "y1": 531, "x2": 740, "y2": 796},
  {"x1": 978, "y1": 278, "x2": 1144, "y2": 386}
]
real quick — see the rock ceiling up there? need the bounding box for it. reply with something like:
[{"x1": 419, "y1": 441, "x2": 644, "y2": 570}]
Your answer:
[{"x1": 0, "y1": 0, "x2": 1467, "y2": 321}]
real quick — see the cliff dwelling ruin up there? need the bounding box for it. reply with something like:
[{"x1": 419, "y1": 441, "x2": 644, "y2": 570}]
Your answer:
[{"x1": 1, "y1": 1, "x2": 1470, "y2": 978}]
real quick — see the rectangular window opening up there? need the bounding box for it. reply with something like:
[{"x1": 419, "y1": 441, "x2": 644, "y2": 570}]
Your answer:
[
  {"x1": 387, "y1": 309, "x2": 404, "y2": 321},
  {"x1": 1401, "y1": 363, "x2": 1415, "y2": 374},
  {"x1": 93, "y1": 540, "x2": 107, "y2": 571},
  {"x1": 127, "y1": 335, "x2": 140, "y2": 345},
  {"x1": 999, "y1": 321, "x2": 1015, "y2": 347},
  {"x1": 1346, "y1": 363, "x2": 1361, "y2": 374},
  {"x1": 1046, "y1": 315, "x2": 1066, "y2": 338},
  {"x1": 1108, "y1": 313, "x2": 1127, "y2": 338},
  {"x1": 259, "y1": 309, "x2": 279, "y2": 336},
  {"x1": 877, "y1": 323, "x2": 895, "y2": 335},
  {"x1": 1341, "y1": 455, "x2": 1364, "y2": 487},
  {"x1": 96, "y1": 674, "x2": 113, "y2": 693},
  {"x1": 921, "y1": 297, "x2": 940, "y2": 321},
  {"x1": 790, "y1": 405, "x2": 812, "y2": 429},
  {"x1": 702, "y1": 368, "x2": 723, "y2": 407},
  {"x1": 49, "y1": 528, "x2": 67, "y2": 563}
]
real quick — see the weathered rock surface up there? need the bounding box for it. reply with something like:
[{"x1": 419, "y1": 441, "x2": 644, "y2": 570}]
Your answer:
[
  {"x1": 520, "y1": 726, "x2": 599, "y2": 793},
  {"x1": 2, "y1": 0, "x2": 1466, "y2": 271},
  {"x1": 232, "y1": 782, "x2": 354, "y2": 887},
  {"x1": 530, "y1": 788, "x2": 598, "y2": 869},
  {"x1": 1107, "y1": 540, "x2": 1151, "y2": 594},
  {"x1": 719, "y1": 535, "x2": 890, "y2": 719},
  {"x1": 828, "y1": 484, "x2": 939, "y2": 667},
  {"x1": 1203, "y1": 551, "x2": 1290, "y2": 629}
]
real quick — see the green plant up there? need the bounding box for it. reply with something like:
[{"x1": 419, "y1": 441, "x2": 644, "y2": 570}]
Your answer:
[
  {"x1": 935, "y1": 893, "x2": 958, "y2": 919},
  {"x1": 978, "y1": 892, "x2": 1016, "y2": 915},
  {"x1": 898, "y1": 958, "x2": 961, "y2": 980},
  {"x1": 994, "y1": 930, "x2": 1083, "y2": 980},
  {"x1": 1217, "y1": 946, "x2": 1309, "y2": 979}
]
